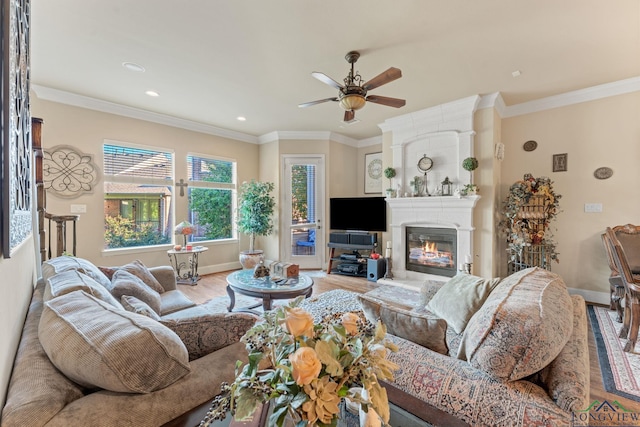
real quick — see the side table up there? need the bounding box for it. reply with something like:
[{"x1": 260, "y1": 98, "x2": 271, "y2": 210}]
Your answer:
[{"x1": 167, "y1": 246, "x2": 208, "y2": 285}]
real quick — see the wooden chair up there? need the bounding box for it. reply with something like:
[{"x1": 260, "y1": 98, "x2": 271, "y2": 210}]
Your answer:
[
  {"x1": 602, "y1": 232, "x2": 626, "y2": 322},
  {"x1": 605, "y1": 227, "x2": 640, "y2": 352}
]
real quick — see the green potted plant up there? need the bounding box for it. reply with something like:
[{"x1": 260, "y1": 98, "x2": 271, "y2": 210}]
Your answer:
[
  {"x1": 237, "y1": 180, "x2": 276, "y2": 268},
  {"x1": 384, "y1": 167, "x2": 397, "y2": 198}
]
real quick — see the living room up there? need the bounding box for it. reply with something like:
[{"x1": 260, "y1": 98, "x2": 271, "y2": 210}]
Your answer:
[{"x1": 1, "y1": 1, "x2": 640, "y2": 424}]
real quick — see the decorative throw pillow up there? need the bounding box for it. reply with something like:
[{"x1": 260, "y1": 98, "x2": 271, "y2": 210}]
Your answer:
[
  {"x1": 99, "y1": 259, "x2": 165, "y2": 293},
  {"x1": 457, "y1": 267, "x2": 573, "y2": 382},
  {"x1": 358, "y1": 293, "x2": 448, "y2": 355},
  {"x1": 426, "y1": 274, "x2": 501, "y2": 334},
  {"x1": 38, "y1": 290, "x2": 190, "y2": 393},
  {"x1": 109, "y1": 270, "x2": 162, "y2": 315},
  {"x1": 42, "y1": 256, "x2": 112, "y2": 289},
  {"x1": 45, "y1": 269, "x2": 123, "y2": 309},
  {"x1": 121, "y1": 295, "x2": 161, "y2": 321}
]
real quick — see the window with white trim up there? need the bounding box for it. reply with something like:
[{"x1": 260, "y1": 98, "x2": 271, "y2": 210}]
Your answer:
[
  {"x1": 103, "y1": 142, "x2": 174, "y2": 249},
  {"x1": 186, "y1": 154, "x2": 236, "y2": 242}
]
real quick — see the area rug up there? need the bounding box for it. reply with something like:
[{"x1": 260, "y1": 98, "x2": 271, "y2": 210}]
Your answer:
[{"x1": 588, "y1": 304, "x2": 640, "y2": 402}]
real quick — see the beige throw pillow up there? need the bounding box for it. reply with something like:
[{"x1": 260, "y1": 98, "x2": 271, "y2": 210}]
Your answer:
[
  {"x1": 42, "y1": 256, "x2": 112, "y2": 288},
  {"x1": 38, "y1": 290, "x2": 190, "y2": 393},
  {"x1": 99, "y1": 259, "x2": 165, "y2": 293},
  {"x1": 358, "y1": 293, "x2": 448, "y2": 355},
  {"x1": 45, "y1": 269, "x2": 123, "y2": 309},
  {"x1": 426, "y1": 274, "x2": 501, "y2": 334},
  {"x1": 109, "y1": 270, "x2": 162, "y2": 314},
  {"x1": 121, "y1": 295, "x2": 162, "y2": 321}
]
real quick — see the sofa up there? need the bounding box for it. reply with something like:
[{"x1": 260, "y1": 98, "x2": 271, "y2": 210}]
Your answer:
[
  {"x1": 299, "y1": 267, "x2": 590, "y2": 427},
  {"x1": 1, "y1": 256, "x2": 259, "y2": 427}
]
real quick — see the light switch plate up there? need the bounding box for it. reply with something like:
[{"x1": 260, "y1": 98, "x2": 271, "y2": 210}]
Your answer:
[
  {"x1": 584, "y1": 203, "x2": 602, "y2": 213},
  {"x1": 70, "y1": 204, "x2": 87, "y2": 214}
]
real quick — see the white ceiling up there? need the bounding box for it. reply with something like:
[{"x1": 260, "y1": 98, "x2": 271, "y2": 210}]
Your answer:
[{"x1": 30, "y1": 0, "x2": 640, "y2": 141}]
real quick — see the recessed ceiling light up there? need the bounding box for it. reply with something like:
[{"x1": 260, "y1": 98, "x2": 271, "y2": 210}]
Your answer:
[
  {"x1": 237, "y1": 116, "x2": 246, "y2": 121},
  {"x1": 122, "y1": 62, "x2": 145, "y2": 72},
  {"x1": 512, "y1": 70, "x2": 521, "y2": 78},
  {"x1": 145, "y1": 90, "x2": 159, "y2": 97}
]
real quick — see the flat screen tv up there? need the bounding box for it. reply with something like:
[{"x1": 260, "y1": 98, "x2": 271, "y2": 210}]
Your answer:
[{"x1": 329, "y1": 197, "x2": 387, "y2": 232}]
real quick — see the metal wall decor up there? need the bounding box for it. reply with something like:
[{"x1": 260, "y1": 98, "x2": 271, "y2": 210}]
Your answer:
[
  {"x1": 43, "y1": 145, "x2": 100, "y2": 198},
  {"x1": 2, "y1": 0, "x2": 32, "y2": 257}
]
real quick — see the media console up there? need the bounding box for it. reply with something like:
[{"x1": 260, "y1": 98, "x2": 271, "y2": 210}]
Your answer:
[{"x1": 327, "y1": 232, "x2": 378, "y2": 277}]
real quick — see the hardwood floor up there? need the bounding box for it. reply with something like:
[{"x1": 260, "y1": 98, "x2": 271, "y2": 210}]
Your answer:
[{"x1": 181, "y1": 270, "x2": 640, "y2": 415}]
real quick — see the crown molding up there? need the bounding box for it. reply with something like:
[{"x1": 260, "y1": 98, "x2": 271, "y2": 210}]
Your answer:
[
  {"x1": 31, "y1": 85, "x2": 260, "y2": 144},
  {"x1": 500, "y1": 76, "x2": 640, "y2": 118},
  {"x1": 258, "y1": 130, "x2": 360, "y2": 147}
]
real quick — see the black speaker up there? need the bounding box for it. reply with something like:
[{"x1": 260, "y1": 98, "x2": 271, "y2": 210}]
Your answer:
[
  {"x1": 350, "y1": 233, "x2": 376, "y2": 246},
  {"x1": 367, "y1": 258, "x2": 386, "y2": 282},
  {"x1": 329, "y1": 232, "x2": 350, "y2": 244}
]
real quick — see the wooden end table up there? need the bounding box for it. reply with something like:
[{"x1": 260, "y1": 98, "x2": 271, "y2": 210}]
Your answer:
[{"x1": 225, "y1": 269, "x2": 313, "y2": 312}]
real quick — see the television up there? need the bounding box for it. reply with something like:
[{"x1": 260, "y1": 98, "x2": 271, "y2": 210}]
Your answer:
[{"x1": 329, "y1": 197, "x2": 387, "y2": 232}]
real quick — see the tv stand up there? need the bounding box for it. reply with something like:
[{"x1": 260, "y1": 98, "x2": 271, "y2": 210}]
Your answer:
[{"x1": 327, "y1": 232, "x2": 378, "y2": 277}]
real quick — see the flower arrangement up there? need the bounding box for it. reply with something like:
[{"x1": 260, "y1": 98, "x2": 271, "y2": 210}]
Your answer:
[
  {"x1": 500, "y1": 173, "x2": 561, "y2": 262},
  {"x1": 200, "y1": 298, "x2": 398, "y2": 427}
]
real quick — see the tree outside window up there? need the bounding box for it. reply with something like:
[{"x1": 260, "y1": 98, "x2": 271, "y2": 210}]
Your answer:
[{"x1": 187, "y1": 155, "x2": 236, "y2": 242}]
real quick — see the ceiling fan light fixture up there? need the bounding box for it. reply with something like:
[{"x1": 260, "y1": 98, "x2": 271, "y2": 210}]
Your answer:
[{"x1": 339, "y1": 93, "x2": 366, "y2": 111}]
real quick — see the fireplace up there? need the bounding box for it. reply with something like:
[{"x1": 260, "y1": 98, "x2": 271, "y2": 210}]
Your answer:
[{"x1": 406, "y1": 227, "x2": 457, "y2": 277}]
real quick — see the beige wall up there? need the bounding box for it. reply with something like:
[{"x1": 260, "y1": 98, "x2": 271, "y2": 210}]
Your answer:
[
  {"x1": 0, "y1": 237, "x2": 38, "y2": 406},
  {"x1": 501, "y1": 91, "x2": 640, "y2": 299},
  {"x1": 31, "y1": 96, "x2": 260, "y2": 272}
]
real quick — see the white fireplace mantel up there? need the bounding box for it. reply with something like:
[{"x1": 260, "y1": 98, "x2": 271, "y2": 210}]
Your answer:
[{"x1": 385, "y1": 195, "x2": 480, "y2": 282}]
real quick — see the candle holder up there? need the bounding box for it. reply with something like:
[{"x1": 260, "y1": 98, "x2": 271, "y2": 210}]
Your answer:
[
  {"x1": 462, "y1": 262, "x2": 472, "y2": 274},
  {"x1": 383, "y1": 256, "x2": 393, "y2": 279}
]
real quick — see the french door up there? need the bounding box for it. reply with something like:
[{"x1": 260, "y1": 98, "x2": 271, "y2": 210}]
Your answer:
[{"x1": 281, "y1": 155, "x2": 325, "y2": 269}]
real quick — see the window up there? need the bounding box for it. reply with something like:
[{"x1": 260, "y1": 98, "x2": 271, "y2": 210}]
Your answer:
[
  {"x1": 187, "y1": 155, "x2": 236, "y2": 242},
  {"x1": 103, "y1": 142, "x2": 174, "y2": 249}
]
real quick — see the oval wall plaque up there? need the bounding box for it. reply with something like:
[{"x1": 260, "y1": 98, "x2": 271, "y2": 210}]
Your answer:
[{"x1": 594, "y1": 167, "x2": 613, "y2": 180}]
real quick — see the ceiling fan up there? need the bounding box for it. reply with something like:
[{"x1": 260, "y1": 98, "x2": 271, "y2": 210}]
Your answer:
[{"x1": 298, "y1": 51, "x2": 406, "y2": 123}]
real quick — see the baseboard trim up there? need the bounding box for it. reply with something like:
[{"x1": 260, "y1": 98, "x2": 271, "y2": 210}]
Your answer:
[
  {"x1": 568, "y1": 287, "x2": 609, "y2": 306},
  {"x1": 198, "y1": 262, "x2": 241, "y2": 276}
]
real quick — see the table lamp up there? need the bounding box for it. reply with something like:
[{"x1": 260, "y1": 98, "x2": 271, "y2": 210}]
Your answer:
[{"x1": 174, "y1": 221, "x2": 194, "y2": 246}]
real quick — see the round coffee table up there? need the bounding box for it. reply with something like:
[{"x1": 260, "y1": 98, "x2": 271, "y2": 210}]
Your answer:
[{"x1": 225, "y1": 269, "x2": 313, "y2": 312}]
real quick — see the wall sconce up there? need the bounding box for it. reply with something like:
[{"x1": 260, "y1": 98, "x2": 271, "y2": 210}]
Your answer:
[
  {"x1": 441, "y1": 177, "x2": 453, "y2": 196},
  {"x1": 174, "y1": 220, "x2": 194, "y2": 246}
]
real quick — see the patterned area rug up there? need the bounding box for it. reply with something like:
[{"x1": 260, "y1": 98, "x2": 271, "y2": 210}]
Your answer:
[{"x1": 588, "y1": 304, "x2": 640, "y2": 402}]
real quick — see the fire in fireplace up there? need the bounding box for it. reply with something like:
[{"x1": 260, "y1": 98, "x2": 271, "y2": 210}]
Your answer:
[{"x1": 406, "y1": 227, "x2": 457, "y2": 277}]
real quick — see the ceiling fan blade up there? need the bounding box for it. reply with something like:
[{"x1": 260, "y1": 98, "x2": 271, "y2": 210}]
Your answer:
[
  {"x1": 343, "y1": 110, "x2": 356, "y2": 123},
  {"x1": 366, "y1": 95, "x2": 406, "y2": 108},
  {"x1": 311, "y1": 72, "x2": 344, "y2": 90},
  {"x1": 362, "y1": 67, "x2": 402, "y2": 91},
  {"x1": 298, "y1": 97, "x2": 339, "y2": 108}
]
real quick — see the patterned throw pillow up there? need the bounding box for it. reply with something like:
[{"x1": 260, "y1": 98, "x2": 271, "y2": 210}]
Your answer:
[
  {"x1": 121, "y1": 295, "x2": 161, "y2": 321},
  {"x1": 457, "y1": 267, "x2": 573, "y2": 381},
  {"x1": 426, "y1": 274, "x2": 501, "y2": 334},
  {"x1": 109, "y1": 270, "x2": 162, "y2": 315},
  {"x1": 42, "y1": 256, "x2": 112, "y2": 288},
  {"x1": 99, "y1": 260, "x2": 165, "y2": 293},
  {"x1": 358, "y1": 293, "x2": 449, "y2": 355},
  {"x1": 39, "y1": 290, "x2": 190, "y2": 393},
  {"x1": 45, "y1": 269, "x2": 123, "y2": 309}
]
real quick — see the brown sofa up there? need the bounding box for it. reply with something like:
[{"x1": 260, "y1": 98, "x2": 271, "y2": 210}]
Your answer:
[{"x1": 1, "y1": 257, "x2": 258, "y2": 427}]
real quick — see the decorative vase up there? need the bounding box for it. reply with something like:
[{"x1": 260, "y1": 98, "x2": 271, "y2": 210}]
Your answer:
[
  {"x1": 239, "y1": 250, "x2": 264, "y2": 269},
  {"x1": 253, "y1": 259, "x2": 270, "y2": 278}
]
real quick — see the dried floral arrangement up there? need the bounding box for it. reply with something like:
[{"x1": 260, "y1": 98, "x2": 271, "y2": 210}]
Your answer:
[{"x1": 500, "y1": 173, "x2": 561, "y2": 263}]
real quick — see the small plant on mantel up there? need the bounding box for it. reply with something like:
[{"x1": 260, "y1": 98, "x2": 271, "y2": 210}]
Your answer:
[{"x1": 384, "y1": 167, "x2": 396, "y2": 192}]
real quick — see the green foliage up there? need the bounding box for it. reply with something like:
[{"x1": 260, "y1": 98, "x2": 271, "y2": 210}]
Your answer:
[
  {"x1": 104, "y1": 215, "x2": 170, "y2": 249},
  {"x1": 237, "y1": 180, "x2": 276, "y2": 251},
  {"x1": 383, "y1": 167, "x2": 396, "y2": 190},
  {"x1": 189, "y1": 160, "x2": 234, "y2": 240},
  {"x1": 291, "y1": 165, "x2": 308, "y2": 222},
  {"x1": 462, "y1": 157, "x2": 479, "y2": 172}
]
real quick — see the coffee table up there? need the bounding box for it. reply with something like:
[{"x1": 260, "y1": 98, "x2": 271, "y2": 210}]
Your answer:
[{"x1": 225, "y1": 269, "x2": 313, "y2": 312}]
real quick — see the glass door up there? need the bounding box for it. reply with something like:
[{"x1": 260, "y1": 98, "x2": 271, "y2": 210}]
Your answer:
[{"x1": 281, "y1": 155, "x2": 325, "y2": 269}]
